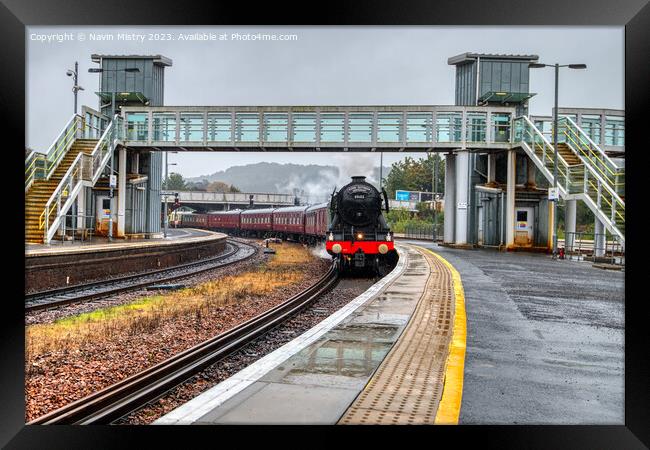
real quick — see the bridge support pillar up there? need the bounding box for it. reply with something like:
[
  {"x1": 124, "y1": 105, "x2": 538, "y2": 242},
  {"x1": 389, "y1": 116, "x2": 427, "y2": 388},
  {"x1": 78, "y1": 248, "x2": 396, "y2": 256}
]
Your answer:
[
  {"x1": 487, "y1": 153, "x2": 496, "y2": 185},
  {"x1": 594, "y1": 218, "x2": 606, "y2": 257},
  {"x1": 506, "y1": 150, "x2": 516, "y2": 249},
  {"x1": 454, "y1": 150, "x2": 469, "y2": 245},
  {"x1": 565, "y1": 199, "x2": 577, "y2": 250},
  {"x1": 526, "y1": 156, "x2": 536, "y2": 188},
  {"x1": 443, "y1": 153, "x2": 456, "y2": 244},
  {"x1": 117, "y1": 147, "x2": 127, "y2": 238},
  {"x1": 76, "y1": 186, "x2": 85, "y2": 231}
]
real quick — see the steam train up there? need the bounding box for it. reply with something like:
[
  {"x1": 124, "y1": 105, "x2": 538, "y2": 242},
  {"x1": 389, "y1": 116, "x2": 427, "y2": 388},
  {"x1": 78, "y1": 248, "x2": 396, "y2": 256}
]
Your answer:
[{"x1": 178, "y1": 176, "x2": 397, "y2": 274}]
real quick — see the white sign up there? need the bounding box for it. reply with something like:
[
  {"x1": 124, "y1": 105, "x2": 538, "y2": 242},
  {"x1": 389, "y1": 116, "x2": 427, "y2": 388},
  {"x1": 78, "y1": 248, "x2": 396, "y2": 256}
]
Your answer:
[
  {"x1": 548, "y1": 187, "x2": 559, "y2": 201},
  {"x1": 457, "y1": 202, "x2": 467, "y2": 210},
  {"x1": 109, "y1": 175, "x2": 117, "y2": 188},
  {"x1": 160, "y1": 191, "x2": 176, "y2": 197}
]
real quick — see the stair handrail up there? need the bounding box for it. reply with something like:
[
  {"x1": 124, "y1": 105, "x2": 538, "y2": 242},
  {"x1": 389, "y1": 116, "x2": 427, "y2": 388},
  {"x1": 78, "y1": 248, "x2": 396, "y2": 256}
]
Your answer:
[
  {"x1": 39, "y1": 115, "x2": 120, "y2": 243},
  {"x1": 25, "y1": 151, "x2": 45, "y2": 191},
  {"x1": 518, "y1": 116, "x2": 624, "y2": 240},
  {"x1": 25, "y1": 113, "x2": 82, "y2": 191},
  {"x1": 515, "y1": 116, "x2": 577, "y2": 194},
  {"x1": 560, "y1": 117, "x2": 624, "y2": 193}
]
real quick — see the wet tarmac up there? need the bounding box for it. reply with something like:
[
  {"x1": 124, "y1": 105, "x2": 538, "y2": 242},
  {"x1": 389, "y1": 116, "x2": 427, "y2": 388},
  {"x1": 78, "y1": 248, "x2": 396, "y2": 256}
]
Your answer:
[{"x1": 406, "y1": 241, "x2": 624, "y2": 424}]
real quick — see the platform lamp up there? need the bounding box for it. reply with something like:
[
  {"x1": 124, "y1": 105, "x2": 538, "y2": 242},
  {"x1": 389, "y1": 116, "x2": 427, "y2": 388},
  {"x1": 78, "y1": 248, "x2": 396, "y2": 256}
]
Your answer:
[
  {"x1": 528, "y1": 62, "x2": 587, "y2": 257},
  {"x1": 66, "y1": 61, "x2": 84, "y2": 115},
  {"x1": 164, "y1": 153, "x2": 178, "y2": 239},
  {"x1": 88, "y1": 66, "x2": 141, "y2": 242}
]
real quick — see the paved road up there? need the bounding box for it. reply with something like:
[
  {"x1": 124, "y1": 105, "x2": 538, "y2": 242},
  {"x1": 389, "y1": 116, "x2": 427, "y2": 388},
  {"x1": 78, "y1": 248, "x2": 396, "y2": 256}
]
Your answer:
[{"x1": 409, "y1": 242, "x2": 624, "y2": 424}]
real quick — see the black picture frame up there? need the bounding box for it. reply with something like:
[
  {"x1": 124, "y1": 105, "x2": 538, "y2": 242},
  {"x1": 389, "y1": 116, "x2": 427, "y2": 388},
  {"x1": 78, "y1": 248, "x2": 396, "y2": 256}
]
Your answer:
[{"x1": 2, "y1": 0, "x2": 648, "y2": 448}]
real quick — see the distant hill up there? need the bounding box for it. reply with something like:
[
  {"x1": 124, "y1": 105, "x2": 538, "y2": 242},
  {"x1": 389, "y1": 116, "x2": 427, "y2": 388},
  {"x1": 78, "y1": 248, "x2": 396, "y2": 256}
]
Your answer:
[{"x1": 187, "y1": 161, "x2": 391, "y2": 202}]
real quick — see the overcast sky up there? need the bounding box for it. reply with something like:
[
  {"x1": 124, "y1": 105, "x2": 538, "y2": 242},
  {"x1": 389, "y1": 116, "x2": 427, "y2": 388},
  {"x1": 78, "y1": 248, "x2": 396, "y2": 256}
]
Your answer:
[{"x1": 27, "y1": 26, "x2": 623, "y2": 178}]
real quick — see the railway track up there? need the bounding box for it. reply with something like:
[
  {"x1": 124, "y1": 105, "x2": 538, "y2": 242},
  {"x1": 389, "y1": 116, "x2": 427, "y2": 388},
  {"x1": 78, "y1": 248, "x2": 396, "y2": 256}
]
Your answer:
[
  {"x1": 25, "y1": 239, "x2": 257, "y2": 312},
  {"x1": 28, "y1": 264, "x2": 339, "y2": 425}
]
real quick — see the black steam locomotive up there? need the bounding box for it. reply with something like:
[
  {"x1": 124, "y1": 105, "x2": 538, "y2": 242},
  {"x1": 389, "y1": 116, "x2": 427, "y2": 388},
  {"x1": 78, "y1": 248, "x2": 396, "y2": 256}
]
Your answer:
[{"x1": 326, "y1": 176, "x2": 397, "y2": 275}]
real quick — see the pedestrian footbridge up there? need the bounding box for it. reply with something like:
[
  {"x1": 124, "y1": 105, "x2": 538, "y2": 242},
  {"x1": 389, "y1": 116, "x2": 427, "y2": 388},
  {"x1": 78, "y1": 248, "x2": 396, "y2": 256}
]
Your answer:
[{"x1": 25, "y1": 105, "x2": 625, "y2": 245}]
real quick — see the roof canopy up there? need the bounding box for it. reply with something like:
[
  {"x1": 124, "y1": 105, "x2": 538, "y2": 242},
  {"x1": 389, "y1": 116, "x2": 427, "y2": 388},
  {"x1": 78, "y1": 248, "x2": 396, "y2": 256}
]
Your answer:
[
  {"x1": 448, "y1": 52, "x2": 539, "y2": 65},
  {"x1": 91, "y1": 54, "x2": 173, "y2": 67}
]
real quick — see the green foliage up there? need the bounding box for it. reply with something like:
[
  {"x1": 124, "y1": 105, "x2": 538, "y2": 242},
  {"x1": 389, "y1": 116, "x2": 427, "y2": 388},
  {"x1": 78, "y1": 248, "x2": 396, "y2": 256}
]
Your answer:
[
  {"x1": 162, "y1": 172, "x2": 187, "y2": 190},
  {"x1": 383, "y1": 153, "x2": 445, "y2": 199},
  {"x1": 385, "y1": 207, "x2": 443, "y2": 233}
]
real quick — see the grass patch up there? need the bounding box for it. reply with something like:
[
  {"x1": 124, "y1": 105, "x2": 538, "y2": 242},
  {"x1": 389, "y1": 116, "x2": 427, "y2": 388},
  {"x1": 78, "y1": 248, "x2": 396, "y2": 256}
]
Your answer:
[{"x1": 26, "y1": 243, "x2": 314, "y2": 360}]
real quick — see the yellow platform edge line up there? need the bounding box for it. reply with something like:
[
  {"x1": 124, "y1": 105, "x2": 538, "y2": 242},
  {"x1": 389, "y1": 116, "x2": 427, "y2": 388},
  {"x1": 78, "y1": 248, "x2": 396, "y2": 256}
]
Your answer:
[{"x1": 423, "y1": 248, "x2": 467, "y2": 425}]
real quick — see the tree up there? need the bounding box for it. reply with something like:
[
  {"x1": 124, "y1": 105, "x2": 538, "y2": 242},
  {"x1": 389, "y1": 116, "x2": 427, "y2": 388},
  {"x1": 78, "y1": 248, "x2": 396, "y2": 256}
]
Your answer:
[
  {"x1": 383, "y1": 153, "x2": 445, "y2": 199},
  {"x1": 162, "y1": 172, "x2": 187, "y2": 190},
  {"x1": 205, "y1": 181, "x2": 241, "y2": 193}
]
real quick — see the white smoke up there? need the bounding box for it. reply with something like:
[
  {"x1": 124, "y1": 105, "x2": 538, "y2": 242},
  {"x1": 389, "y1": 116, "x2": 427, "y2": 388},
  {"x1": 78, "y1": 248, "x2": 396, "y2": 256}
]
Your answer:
[{"x1": 275, "y1": 154, "x2": 383, "y2": 205}]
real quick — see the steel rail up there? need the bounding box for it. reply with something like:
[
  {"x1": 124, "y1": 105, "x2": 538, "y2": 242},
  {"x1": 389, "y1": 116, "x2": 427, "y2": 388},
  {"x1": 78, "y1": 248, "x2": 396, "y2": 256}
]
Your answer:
[
  {"x1": 28, "y1": 263, "x2": 338, "y2": 425},
  {"x1": 25, "y1": 239, "x2": 256, "y2": 312}
]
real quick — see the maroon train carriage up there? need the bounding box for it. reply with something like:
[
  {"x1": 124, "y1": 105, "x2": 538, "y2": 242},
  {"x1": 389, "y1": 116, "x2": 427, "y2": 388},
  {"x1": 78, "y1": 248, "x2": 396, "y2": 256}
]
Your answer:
[
  {"x1": 272, "y1": 205, "x2": 308, "y2": 241},
  {"x1": 207, "y1": 210, "x2": 242, "y2": 233},
  {"x1": 305, "y1": 202, "x2": 330, "y2": 244},
  {"x1": 181, "y1": 212, "x2": 208, "y2": 229},
  {"x1": 240, "y1": 208, "x2": 275, "y2": 237}
]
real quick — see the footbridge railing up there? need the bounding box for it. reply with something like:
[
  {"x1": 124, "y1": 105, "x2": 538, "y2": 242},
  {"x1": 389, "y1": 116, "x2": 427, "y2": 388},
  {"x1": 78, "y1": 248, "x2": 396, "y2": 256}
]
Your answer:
[{"x1": 119, "y1": 105, "x2": 517, "y2": 151}]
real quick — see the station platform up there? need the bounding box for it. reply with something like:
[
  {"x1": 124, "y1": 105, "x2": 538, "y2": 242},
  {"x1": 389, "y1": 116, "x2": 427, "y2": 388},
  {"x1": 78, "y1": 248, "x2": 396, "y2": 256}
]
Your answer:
[
  {"x1": 25, "y1": 228, "x2": 228, "y2": 293},
  {"x1": 405, "y1": 241, "x2": 624, "y2": 424},
  {"x1": 25, "y1": 228, "x2": 217, "y2": 257},
  {"x1": 155, "y1": 243, "x2": 464, "y2": 425}
]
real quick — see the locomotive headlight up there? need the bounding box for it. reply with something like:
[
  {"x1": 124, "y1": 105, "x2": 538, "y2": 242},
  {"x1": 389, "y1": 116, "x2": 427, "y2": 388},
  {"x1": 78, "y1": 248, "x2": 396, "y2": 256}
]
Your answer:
[
  {"x1": 332, "y1": 243, "x2": 342, "y2": 254},
  {"x1": 378, "y1": 244, "x2": 389, "y2": 254},
  {"x1": 386, "y1": 233, "x2": 392, "y2": 242},
  {"x1": 356, "y1": 233, "x2": 364, "y2": 240},
  {"x1": 328, "y1": 232, "x2": 334, "y2": 241}
]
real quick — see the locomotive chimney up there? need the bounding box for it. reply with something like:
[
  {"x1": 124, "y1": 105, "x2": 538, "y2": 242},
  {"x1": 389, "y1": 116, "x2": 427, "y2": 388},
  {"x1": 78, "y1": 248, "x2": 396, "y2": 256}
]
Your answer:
[{"x1": 351, "y1": 176, "x2": 366, "y2": 182}]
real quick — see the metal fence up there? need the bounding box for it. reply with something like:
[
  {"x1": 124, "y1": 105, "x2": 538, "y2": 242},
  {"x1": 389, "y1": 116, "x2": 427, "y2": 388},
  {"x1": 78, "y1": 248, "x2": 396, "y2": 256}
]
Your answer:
[
  {"x1": 53, "y1": 214, "x2": 96, "y2": 243},
  {"x1": 403, "y1": 223, "x2": 443, "y2": 241},
  {"x1": 563, "y1": 231, "x2": 624, "y2": 265}
]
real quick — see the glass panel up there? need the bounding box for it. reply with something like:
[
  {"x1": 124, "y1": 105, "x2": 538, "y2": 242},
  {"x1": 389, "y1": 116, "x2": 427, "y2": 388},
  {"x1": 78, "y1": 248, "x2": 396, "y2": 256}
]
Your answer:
[
  {"x1": 180, "y1": 113, "x2": 204, "y2": 142},
  {"x1": 436, "y1": 112, "x2": 462, "y2": 142},
  {"x1": 320, "y1": 113, "x2": 344, "y2": 143},
  {"x1": 466, "y1": 112, "x2": 486, "y2": 142},
  {"x1": 348, "y1": 113, "x2": 372, "y2": 143},
  {"x1": 236, "y1": 113, "x2": 260, "y2": 142},
  {"x1": 492, "y1": 113, "x2": 511, "y2": 143},
  {"x1": 406, "y1": 113, "x2": 432, "y2": 143},
  {"x1": 152, "y1": 113, "x2": 177, "y2": 142},
  {"x1": 580, "y1": 115, "x2": 601, "y2": 144},
  {"x1": 292, "y1": 113, "x2": 316, "y2": 142},
  {"x1": 377, "y1": 113, "x2": 402, "y2": 143},
  {"x1": 126, "y1": 113, "x2": 148, "y2": 141},
  {"x1": 207, "y1": 113, "x2": 232, "y2": 142},
  {"x1": 264, "y1": 113, "x2": 288, "y2": 142},
  {"x1": 605, "y1": 116, "x2": 624, "y2": 146}
]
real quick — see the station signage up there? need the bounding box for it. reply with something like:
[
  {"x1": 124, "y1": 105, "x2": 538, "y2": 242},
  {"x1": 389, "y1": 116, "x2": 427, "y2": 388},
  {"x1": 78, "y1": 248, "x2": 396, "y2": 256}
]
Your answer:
[
  {"x1": 457, "y1": 202, "x2": 467, "y2": 210},
  {"x1": 395, "y1": 190, "x2": 410, "y2": 201},
  {"x1": 396, "y1": 190, "x2": 436, "y2": 202},
  {"x1": 548, "y1": 187, "x2": 559, "y2": 201},
  {"x1": 109, "y1": 175, "x2": 117, "y2": 188}
]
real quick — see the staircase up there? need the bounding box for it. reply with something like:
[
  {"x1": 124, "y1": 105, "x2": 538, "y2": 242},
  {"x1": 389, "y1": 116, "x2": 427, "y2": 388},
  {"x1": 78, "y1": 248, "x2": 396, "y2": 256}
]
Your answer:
[
  {"x1": 25, "y1": 139, "x2": 98, "y2": 243},
  {"x1": 514, "y1": 116, "x2": 625, "y2": 244}
]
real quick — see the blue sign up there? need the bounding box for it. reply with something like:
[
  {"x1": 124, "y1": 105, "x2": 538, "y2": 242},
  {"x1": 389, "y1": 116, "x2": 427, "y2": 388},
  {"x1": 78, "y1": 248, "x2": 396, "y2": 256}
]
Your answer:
[{"x1": 396, "y1": 190, "x2": 410, "y2": 201}]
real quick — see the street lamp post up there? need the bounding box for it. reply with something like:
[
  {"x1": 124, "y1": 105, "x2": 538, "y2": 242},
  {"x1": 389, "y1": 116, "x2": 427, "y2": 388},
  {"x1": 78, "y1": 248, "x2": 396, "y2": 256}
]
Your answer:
[
  {"x1": 529, "y1": 62, "x2": 586, "y2": 257},
  {"x1": 88, "y1": 66, "x2": 141, "y2": 242},
  {"x1": 66, "y1": 61, "x2": 84, "y2": 115},
  {"x1": 163, "y1": 155, "x2": 178, "y2": 238}
]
